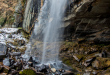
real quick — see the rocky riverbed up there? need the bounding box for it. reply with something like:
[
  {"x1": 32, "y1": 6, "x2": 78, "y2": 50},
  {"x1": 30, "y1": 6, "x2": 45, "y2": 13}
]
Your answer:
[
  {"x1": 0, "y1": 28, "x2": 76, "y2": 75},
  {"x1": 0, "y1": 28, "x2": 110, "y2": 75},
  {"x1": 59, "y1": 39, "x2": 110, "y2": 75}
]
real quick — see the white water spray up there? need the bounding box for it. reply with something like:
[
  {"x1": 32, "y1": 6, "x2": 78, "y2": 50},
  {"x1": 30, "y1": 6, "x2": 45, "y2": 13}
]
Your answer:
[
  {"x1": 24, "y1": 0, "x2": 67, "y2": 64},
  {"x1": 41, "y1": 0, "x2": 67, "y2": 64}
]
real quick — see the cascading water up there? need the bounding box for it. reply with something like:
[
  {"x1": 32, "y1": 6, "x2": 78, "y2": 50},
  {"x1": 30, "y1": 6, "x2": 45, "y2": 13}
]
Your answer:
[
  {"x1": 41, "y1": 0, "x2": 67, "y2": 64},
  {"x1": 24, "y1": 0, "x2": 68, "y2": 65}
]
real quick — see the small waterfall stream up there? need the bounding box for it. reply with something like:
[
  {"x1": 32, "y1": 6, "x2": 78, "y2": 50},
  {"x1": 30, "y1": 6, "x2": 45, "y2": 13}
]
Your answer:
[
  {"x1": 23, "y1": 0, "x2": 68, "y2": 67},
  {"x1": 41, "y1": 0, "x2": 67, "y2": 64}
]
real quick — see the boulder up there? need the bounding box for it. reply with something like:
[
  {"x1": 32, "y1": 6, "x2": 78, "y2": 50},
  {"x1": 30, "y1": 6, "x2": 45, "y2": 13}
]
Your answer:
[
  {"x1": 3, "y1": 58, "x2": 10, "y2": 66},
  {"x1": 92, "y1": 57, "x2": 110, "y2": 69},
  {"x1": 0, "y1": 43, "x2": 7, "y2": 59}
]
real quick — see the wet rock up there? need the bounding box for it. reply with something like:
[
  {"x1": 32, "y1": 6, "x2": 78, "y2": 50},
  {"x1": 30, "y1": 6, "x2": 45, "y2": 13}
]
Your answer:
[
  {"x1": 0, "y1": 43, "x2": 7, "y2": 59},
  {"x1": 40, "y1": 65, "x2": 47, "y2": 73},
  {"x1": 37, "y1": 67, "x2": 42, "y2": 72},
  {"x1": 9, "y1": 58, "x2": 15, "y2": 66},
  {"x1": 102, "y1": 50, "x2": 107, "y2": 58},
  {"x1": 44, "y1": 65, "x2": 49, "y2": 69},
  {"x1": 59, "y1": 69, "x2": 65, "y2": 73},
  {"x1": 23, "y1": 65, "x2": 29, "y2": 69},
  {"x1": 3, "y1": 58, "x2": 10, "y2": 66},
  {"x1": 35, "y1": 64, "x2": 48, "y2": 73},
  {"x1": 29, "y1": 56, "x2": 33, "y2": 62},
  {"x1": 11, "y1": 69, "x2": 19, "y2": 75},
  {"x1": 9, "y1": 52, "x2": 21, "y2": 56},
  {"x1": 18, "y1": 40, "x2": 25, "y2": 46},
  {"x1": 55, "y1": 71, "x2": 61, "y2": 75},
  {"x1": 28, "y1": 62, "x2": 33, "y2": 67}
]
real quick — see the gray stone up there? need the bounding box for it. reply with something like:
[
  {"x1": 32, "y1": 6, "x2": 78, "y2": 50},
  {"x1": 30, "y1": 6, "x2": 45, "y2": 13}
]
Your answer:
[
  {"x1": 3, "y1": 58, "x2": 10, "y2": 66},
  {"x1": 9, "y1": 52, "x2": 21, "y2": 56},
  {"x1": 0, "y1": 43, "x2": 7, "y2": 59}
]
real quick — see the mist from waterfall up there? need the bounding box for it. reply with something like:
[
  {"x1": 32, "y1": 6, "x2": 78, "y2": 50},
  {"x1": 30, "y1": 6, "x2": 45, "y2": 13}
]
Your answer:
[{"x1": 24, "y1": 0, "x2": 67, "y2": 64}]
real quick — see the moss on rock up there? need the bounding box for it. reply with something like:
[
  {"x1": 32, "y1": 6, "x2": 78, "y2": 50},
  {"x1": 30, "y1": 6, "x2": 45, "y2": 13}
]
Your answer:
[{"x1": 19, "y1": 69, "x2": 36, "y2": 75}]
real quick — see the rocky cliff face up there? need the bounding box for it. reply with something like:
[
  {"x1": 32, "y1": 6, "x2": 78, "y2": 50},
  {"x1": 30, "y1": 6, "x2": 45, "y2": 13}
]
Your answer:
[
  {"x1": 59, "y1": 0, "x2": 110, "y2": 74},
  {"x1": 64, "y1": 0, "x2": 110, "y2": 43},
  {"x1": 22, "y1": 0, "x2": 44, "y2": 33}
]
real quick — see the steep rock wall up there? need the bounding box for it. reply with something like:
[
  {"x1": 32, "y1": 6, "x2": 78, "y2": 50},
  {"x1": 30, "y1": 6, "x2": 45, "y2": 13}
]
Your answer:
[
  {"x1": 64, "y1": 0, "x2": 110, "y2": 43},
  {"x1": 22, "y1": 0, "x2": 44, "y2": 33}
]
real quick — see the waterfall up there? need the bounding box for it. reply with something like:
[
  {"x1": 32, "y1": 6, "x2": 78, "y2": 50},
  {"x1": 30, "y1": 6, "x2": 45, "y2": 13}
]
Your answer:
[
  {"x1": 40, "y1": 0, "x2": 67, "y2": 64},
  {"x1": 24, "y1": 0, "x2": 67, "y2": 64}
]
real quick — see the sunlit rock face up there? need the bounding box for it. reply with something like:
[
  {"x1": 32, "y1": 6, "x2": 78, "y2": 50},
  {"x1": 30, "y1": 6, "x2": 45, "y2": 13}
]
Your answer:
[
  {"x1": 0, "y1": 0, "x2": 19, "y2": 27},
  {"x1": 63, "y1": 0, "x2": 110, "y2": 43}
]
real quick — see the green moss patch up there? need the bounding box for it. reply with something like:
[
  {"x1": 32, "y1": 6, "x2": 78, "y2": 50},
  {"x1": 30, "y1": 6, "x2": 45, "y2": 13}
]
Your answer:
[{"x1": 19, "y1": 69, "x2": 36, "y2": 75}]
